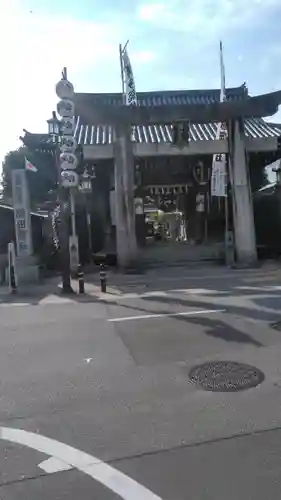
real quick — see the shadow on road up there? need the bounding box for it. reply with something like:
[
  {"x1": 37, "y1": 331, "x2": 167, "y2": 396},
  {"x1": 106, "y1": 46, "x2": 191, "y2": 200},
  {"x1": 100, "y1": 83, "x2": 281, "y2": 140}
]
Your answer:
[
  {"x1": 141, "y1": 294, "x2": 281, "y2": 323},
  {"x1": 104, "y1": 296, "x2": 265, "y2": 347}
]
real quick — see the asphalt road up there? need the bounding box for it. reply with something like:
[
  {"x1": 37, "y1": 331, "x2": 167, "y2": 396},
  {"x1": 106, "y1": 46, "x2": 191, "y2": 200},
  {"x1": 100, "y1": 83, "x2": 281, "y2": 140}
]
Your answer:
[{"x1": 1, "y1": 268, "x2": 281, "y2": 498}]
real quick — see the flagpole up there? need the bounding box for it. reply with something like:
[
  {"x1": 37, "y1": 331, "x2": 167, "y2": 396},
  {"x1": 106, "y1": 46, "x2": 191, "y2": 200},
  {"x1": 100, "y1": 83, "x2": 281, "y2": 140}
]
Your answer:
[
  {"x1": 220, "y1": 41, "x2": 231, "y2": 265},
  {"x1": 119, "y1": 43, "x2": 125, "y2": 104}
]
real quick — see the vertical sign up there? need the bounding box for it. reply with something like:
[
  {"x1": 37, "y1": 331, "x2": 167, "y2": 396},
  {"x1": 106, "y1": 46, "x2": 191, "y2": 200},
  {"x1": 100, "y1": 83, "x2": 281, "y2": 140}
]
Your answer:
[
  {"x1": 122, "y1": 47, "x2": 137, "y2": 106},
  {"x1": 121, "y1": 44, "x2": 138, "y2": 142},
  {"x1": 211, "y1": 41, "x2": 227, "y2": 198},
  {"x1": 11, "y1": 169, "x2": 33, "y2": 257}
]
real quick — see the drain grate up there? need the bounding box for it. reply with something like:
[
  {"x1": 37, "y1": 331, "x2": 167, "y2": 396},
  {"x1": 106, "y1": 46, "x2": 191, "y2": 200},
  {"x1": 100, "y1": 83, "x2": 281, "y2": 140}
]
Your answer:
[{"x1": 189, "y1": 361, "x2": 265, "y2": 392}]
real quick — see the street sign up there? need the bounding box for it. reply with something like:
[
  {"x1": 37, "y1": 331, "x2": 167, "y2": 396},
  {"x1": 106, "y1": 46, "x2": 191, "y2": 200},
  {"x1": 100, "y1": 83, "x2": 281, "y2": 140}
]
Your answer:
[{"x1": 211, "y1": 159, "x2": 227, "y2": 197}]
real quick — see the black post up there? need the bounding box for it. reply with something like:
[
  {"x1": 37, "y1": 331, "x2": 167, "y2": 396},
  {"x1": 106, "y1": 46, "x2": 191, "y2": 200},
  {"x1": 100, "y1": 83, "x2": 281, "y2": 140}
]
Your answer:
[
  {"x1": 9, "y1": 264, "x2": 17, "y2": 294},
  {"x1": 77, "y1": 264, "x2": 85, "y2": 294},
  {"x1": 100, "y1": 263, "x2": 107, "y2": 293}
]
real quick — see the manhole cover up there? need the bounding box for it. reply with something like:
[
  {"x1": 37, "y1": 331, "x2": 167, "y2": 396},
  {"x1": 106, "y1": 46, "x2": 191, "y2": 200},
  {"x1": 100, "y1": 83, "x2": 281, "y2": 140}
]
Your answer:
[{"x1": 188, "y1": 361, "x2": 265, "y2": 392}]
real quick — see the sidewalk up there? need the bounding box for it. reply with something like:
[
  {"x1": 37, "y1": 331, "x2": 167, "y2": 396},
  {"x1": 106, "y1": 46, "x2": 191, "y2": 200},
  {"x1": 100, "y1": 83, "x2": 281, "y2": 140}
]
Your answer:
[
  {"x1": 83, "y1": 259, "x2": 281, "y2": 288},
  {"x1": 0, "y1": 260, "x2": 280, "y2": 304}
]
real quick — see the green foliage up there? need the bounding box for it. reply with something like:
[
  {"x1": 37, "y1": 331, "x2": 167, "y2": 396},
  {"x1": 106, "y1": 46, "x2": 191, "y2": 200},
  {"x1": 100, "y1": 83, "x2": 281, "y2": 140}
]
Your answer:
[{"x1": 1, "y1": 146, "x2": 57, "y2": 205}]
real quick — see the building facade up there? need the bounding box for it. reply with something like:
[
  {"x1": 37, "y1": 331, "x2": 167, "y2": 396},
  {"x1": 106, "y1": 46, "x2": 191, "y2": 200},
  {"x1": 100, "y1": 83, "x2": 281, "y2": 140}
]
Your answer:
[{"x1": 72, "y1": 84, "x2": 281, "y2": 254}]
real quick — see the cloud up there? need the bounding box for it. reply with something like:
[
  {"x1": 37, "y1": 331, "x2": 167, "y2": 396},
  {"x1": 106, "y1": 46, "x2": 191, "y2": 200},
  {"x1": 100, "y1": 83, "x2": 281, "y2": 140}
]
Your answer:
[
  {"x1": 1, "y1": 0, "x2": 281, "y2": 164},
  {"x1": 136, "y1": 0, "x2": 281, "y2": 40},
  {"x1": 131, "y1": 50, "x2": 157, "y2": 64},
  {"x1": 137, "y1": 3, "x2": 168, "y2": 21},
  {"x1": 0, "y1": 2, "x2": 123, "y2": 161}
]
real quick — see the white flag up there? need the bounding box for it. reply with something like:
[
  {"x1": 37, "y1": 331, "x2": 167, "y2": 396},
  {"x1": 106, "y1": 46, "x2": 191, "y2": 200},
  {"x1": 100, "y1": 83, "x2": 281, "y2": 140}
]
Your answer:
[
  {"x1": 211, "y1": 41, "x2": 227, "y2": 197},
  {"x1": 25, "y1": 157, "x2": 37, "y2": 173},
  {"x1": 122, "y1": 47, "x2": 137, "y2": 106}
]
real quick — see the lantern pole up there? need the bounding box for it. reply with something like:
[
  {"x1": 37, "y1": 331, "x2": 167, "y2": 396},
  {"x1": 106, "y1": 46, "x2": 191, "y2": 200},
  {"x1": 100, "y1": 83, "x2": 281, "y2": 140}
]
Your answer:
[{"x1": 55, "y1": 68, "x2": 80, "y2": 292}]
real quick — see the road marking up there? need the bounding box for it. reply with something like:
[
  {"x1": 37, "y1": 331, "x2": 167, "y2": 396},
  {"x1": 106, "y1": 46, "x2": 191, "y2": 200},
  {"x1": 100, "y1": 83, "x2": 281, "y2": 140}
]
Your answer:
[
  {"x1": 108, "y1": 308, "x2": 226, "y2": 323},
  {"x1": 38, "y1": 456, "x2": 72, "y2": 473},
  {"x1": 0, "y1": 427, "x2": 163, "y2": 500},
  {"x1": 39, "y1": 295, "x2": 76, "y2": 305},
  {"x1": 0, "y1": 302, "x2": 30, "y2": 307},
  {"x1": 99, "y1": 288, "x2": 226, "y2": 301},
  {"x1": 236, "y1": 285, "x2": 281, "y2": 292},
  {"x1": 173, "y1": 288, "x2": 227, "y2": 295}
]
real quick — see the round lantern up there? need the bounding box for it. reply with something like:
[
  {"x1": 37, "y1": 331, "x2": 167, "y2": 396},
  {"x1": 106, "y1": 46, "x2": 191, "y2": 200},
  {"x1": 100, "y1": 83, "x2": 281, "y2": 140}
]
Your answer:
[
  {"x1": 60, "y1": 117, "x2": 75, "y2": 135},
  {"x1": 56, "y1": 79, "x2": 74, "y2": 100},
  {"x1": 61, "y1": 170, "x2": 79, "y2": 188},
  {"x1": 60, "y1": 136, "x2": 77, "y2": 153},
  {"x1": 57, "y1": 99, "x2": 75, "y2": 118},
  {"x1": 60, "y1": 152, "x2": 78, "y2": 170}
]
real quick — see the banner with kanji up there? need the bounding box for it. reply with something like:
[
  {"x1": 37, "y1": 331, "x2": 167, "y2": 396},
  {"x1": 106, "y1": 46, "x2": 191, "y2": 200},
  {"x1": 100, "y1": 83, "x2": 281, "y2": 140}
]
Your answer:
[
  {"x1": 122, "y1": 47, "x2": 137, "y2": 106},
  {"x1": 211, "y1": 41, "x2": 227, "y2": 198}
]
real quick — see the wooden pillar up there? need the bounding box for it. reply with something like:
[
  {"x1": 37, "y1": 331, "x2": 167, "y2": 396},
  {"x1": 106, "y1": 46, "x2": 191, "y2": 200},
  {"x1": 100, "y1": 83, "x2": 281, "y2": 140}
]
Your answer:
[
  {"x1": 113, "y1": 125, "x2": 137, "y2": 268},
  {"x1": 228, "y1": 119, "x2": 257, "y2": 266}
]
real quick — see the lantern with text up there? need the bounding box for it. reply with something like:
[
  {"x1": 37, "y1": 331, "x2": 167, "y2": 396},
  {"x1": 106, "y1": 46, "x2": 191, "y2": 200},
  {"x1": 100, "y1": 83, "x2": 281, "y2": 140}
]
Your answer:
[
  {"x1": 60, "y1": 152, "x2": 78, "y2": 170},
  {"x1": 61, "y1": 170, "x2": 79, "y2": 188},
  {"x1": 55, "y1": 70, "x2": 78, "y2": 187}
]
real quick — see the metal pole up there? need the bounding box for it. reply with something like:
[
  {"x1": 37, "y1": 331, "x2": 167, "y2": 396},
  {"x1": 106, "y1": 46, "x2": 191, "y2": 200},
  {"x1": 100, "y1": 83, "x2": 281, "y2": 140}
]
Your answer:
[
  {"x1": 119, "y1": 43, "x2": 125, "y2": 103},
  {"x1": 55, "y1": 147, "x2": 73, "y2": 293},
  {"x1": 224, "y1": 191, "x2": 228, "y2": 254},
  {"x1": 224, "y1": 155, "x2": 234, "y2": 266},
  {"x1": 86, "y1": 211, "x2": 92, "y2": 261},
  {"x1": 69, "y1": 188, "x2": 77, "y2": 237}
]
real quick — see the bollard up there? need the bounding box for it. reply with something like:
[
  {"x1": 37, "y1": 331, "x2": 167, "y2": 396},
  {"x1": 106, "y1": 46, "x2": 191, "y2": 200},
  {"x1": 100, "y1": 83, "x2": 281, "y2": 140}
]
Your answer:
[
  {"x1": 10, "y1": 264, "x2": 17, "y2": 294},
  {"x1": 8, "y1": 242, "x2": 17, "y2": 294},
  {"x1": 100, "y1": 263, "x2": 107, "y2": 293},
  {"x1": 77, "y1": 264, "x2": 85, "y2": 294}
]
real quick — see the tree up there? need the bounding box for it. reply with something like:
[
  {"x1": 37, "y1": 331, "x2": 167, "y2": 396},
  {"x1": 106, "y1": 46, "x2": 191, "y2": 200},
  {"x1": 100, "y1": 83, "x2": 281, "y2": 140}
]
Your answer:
[{"x1": 1, "y1": 145, "x2": 57, "y2": 206}]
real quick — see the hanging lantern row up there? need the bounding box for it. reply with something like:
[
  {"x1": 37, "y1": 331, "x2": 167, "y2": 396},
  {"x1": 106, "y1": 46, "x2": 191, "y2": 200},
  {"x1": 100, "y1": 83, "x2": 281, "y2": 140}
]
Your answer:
[{"x1": 55, "y1": 70, "x2": 79, "y2": 188}]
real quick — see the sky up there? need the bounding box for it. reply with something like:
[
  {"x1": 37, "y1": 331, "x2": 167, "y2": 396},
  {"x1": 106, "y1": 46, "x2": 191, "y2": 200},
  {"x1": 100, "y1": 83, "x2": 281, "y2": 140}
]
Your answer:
[{"x1": 1, "y1": 0, "x2": 281, "y2": 165}]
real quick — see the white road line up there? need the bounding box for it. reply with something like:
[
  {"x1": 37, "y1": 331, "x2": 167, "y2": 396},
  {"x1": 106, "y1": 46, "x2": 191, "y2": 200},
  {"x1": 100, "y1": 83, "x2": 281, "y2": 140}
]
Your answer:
[
  {"x1": 108, "y1": 308, "x2": 226, "y2": 323},
  {"x1": 0, "y1": 427, "x2": 163, "y2": 500},
  {"x1": 0, "y1": 302, "x2": 30, "y2": 307},
  {"x1": 100, "y1": 288, "x2": 226, "y2": 301},
  {"x1": 172, "y1": 288, "x2": 227, "y2": 295}
]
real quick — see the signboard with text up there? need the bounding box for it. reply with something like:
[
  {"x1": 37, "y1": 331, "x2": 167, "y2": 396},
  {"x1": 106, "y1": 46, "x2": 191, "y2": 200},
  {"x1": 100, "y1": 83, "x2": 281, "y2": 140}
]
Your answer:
[{"x1": 11, "y1": 169, "x2": 33, "y2": 257}]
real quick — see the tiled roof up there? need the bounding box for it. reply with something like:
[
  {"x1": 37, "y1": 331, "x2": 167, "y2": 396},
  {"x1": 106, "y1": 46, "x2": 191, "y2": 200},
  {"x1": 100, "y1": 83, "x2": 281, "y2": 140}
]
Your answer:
[
  {"x1": 74, "y1": 117, "x2": 281, "y2": 145},
  {"x1": 74, "y1": 86, "x2": 281, "y2": 145},
  {"x1": 74, "y1": 85, "x2": 247, "y2": 109}
]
